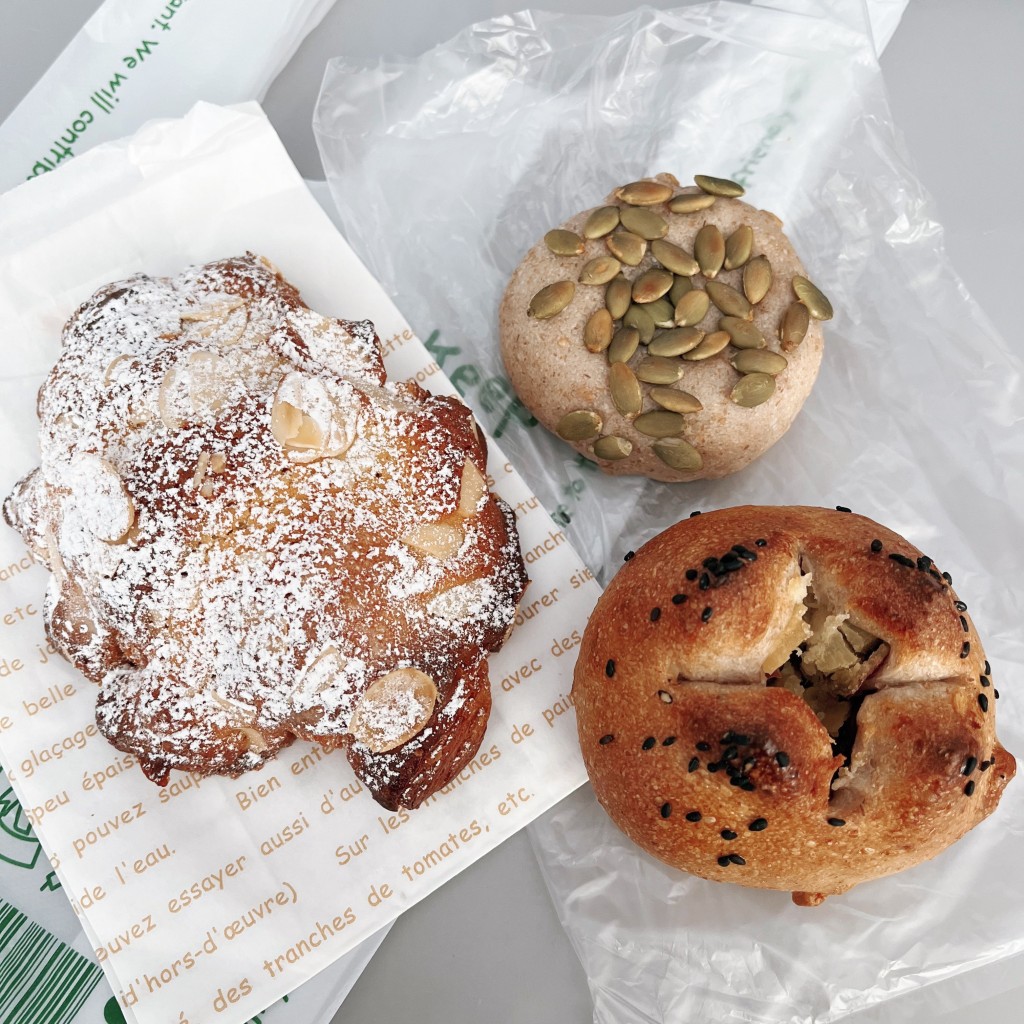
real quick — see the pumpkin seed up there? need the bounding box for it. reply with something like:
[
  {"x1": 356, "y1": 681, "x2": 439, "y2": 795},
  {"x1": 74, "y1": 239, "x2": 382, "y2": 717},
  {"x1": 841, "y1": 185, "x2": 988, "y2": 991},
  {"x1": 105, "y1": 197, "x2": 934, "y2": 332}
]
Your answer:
[
  {"x1": 607, "y1": 326, "x2": 640, "y2": 364},
  {"x1": 623, "y1": 304, "x2": 656, "y2": 344},
  {"x1": 694, "y1": 174, "x2": 745, "y2": 197},
  {"x1": 695, "y1": 224, "x2": 725, "y2": 279},
  {"x1": 742, "y1": 255, "x2": 772, "y2": 304},
  {"x1": 674, "y1": 289, "x2": 710, "y2": 327},
  {"x1": 651, "y1": 238, "x2": 700, "y2": 277},
  {"x1": 544, "y1": 229, "x2": 585, "y2": 256},
  {"x1": 731, "y1": 350, "x2": 788, "y2": 375},
  {"x1": 682, "y1": 330, "x2": 730, "y2": 361},
  {"x1": 557, "y1": 409, "x2": 602, "y2": 440},
  {"x1": 780, "y1": 302, "x2": 810, "y2": 350},
  {"x1": 635, "y1": 356, "x2": 684, "y2": 384},
  {"x1": 730, "y1": 372, "x2": 776, "y2": 408},
  {"x1": 719, "y1": 316, "x2": 765, "y2": 349},
  {"x1": 632, "y1": 268, "x2": 674, "y2": 304},
  {"x1": 669, "y1": 274, "x2": 693, "y2": 307},
  {"x1": 528, "y1": 281, "x2": 574, "y2": 319},
  {"x1": 792, "y1": 276, "x2": 833, "y2": 320},
  {"x1": 620, "y1": 206, "x2": 668, "y2": 240},
  {"x1": 648, "y1": 327, "x2": 704, "y2": 357},
  {"x1": 583, "y1": 206, "x2": 620, "y2": 239},
  {"x1": 649, "y1": 387, "x2": 703, "y2": 414},
  {"x1": 653, "y1": 437, "x2": 703, "y2": 471},
  {"x1": 608, "y1": 362, "x2": 643, "y2": 416},
  {"x1": 605, "y1": 276, "x2": 632, "y2": 319},
  {"x1": 583, "y1": 308, "x2": 615, "y2": 353},
  {"x1": 646, "y1": 297, "x2": 676, "y2": 327},
  {"x1": 615, "y1": 180, "x2": 673, "y2": 206},
  {"x1": 593, "y1": 435, "x2": 633, "y2": 460},
  {"x1": 668, "y1": 191, "x2": 717, "y2": 214},
  {"x1": 606, "y1": 231, "x2": 647, "y2": 266},
  {"x1": 579, "y1": 256, "x2": 622, "y2": 285},
  {"x1": 634, "y1": 410, "x2": 686, "y2": 437},
  {"x1": 724, "y1": 225, "x2": 754, "y2": 270},
  {"x1": 705, "y1": 280, "x2": 752, "y2": 319}
]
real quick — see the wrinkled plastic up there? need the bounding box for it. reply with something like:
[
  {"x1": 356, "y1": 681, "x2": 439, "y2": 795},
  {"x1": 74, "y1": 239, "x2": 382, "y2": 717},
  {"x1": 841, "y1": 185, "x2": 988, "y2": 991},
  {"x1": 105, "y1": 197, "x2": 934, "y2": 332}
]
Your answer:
[{"x1": 313, "y1": 3, "x2": 1024, "y2": 1021}]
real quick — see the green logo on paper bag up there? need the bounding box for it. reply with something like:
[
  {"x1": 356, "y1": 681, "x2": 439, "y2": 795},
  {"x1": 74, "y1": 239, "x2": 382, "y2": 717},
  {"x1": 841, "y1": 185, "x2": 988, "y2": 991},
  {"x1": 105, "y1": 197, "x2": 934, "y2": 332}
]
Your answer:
[{"x1": 0, "y1": 780, "x2": 43, "y2": 871}]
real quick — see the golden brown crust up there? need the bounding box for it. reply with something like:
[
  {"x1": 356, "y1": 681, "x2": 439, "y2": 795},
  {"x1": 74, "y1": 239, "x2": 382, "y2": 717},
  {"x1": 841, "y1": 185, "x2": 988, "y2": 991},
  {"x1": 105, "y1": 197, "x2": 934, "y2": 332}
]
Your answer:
[
  {"x1": 573, "y1": 505, "x2": 1014, "y2": 902},
  {"x1": 4, "y1": 254, "x2": 528, "y2": 809},
  {"x1": 499, "y1": 175, "x2": 825, "y2": 481}
]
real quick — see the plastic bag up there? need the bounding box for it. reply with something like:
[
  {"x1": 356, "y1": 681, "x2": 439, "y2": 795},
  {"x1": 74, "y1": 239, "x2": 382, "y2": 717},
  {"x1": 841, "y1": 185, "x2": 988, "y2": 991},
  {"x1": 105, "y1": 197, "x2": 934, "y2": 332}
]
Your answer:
[
  {"x1": 312, "y1": 3, "x2": 1024, "y2": 1020},
  {"x1": 0, "y1": 0, "x2": 338, "y2": 191}
]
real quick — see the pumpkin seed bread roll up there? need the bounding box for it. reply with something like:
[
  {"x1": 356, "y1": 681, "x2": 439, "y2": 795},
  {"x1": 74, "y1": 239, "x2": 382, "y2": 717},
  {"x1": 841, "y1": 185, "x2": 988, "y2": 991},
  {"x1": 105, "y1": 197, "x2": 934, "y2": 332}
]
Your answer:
[
  {"x1": 499, "y1": 173, "x2": 827, "y2": 481},
  {"x1": 573, "y1": 506, "x2": 1014, "y2": 905},
  {"x1": 3, "y1": 254, "x2": 528, "y2": 810}
]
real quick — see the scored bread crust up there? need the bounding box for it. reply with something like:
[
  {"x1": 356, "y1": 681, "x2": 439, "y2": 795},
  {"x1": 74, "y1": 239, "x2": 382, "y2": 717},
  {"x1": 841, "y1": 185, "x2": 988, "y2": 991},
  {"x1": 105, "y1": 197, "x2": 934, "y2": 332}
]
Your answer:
[
  {"x1": 3, "y1": 254, "x2": 528, "y2": 810},
  {"x1": 573, "y1": 505, "x2": 1015, "y2": 904}
]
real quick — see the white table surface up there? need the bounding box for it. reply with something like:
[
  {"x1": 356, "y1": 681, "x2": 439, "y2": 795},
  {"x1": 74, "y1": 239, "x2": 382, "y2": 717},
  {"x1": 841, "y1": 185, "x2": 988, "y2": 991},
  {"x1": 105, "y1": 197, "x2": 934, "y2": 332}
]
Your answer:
[{"x1": 2, "y1": 2, "x2": 1022, "y2": 1022}]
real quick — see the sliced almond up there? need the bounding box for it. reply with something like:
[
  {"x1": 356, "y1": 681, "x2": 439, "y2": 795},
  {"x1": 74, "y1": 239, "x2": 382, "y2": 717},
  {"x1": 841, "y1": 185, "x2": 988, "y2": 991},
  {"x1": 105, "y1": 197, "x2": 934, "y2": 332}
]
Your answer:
[
  {"x1": 349, "y1": 669, "x2": 438, "y2": 752},
  {"x1": 402, "y1": 522, "x2": 464, "y2": 561},
  {"x1": 270, "y1": 371, "x2": 356, "y2": 462},
  {"x1": 68, "y1": 455, "x2": 135, "y2": 544},
  {"x1": 458, "y1": 459, "x2": 487, "y2": 517}
]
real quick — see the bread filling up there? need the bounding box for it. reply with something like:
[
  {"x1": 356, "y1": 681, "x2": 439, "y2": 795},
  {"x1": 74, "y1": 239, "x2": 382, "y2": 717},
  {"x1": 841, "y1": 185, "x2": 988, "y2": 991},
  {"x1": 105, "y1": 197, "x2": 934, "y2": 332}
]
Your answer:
[{"x1": 765, "y1": 574, "x2": 889, "y2": 762}]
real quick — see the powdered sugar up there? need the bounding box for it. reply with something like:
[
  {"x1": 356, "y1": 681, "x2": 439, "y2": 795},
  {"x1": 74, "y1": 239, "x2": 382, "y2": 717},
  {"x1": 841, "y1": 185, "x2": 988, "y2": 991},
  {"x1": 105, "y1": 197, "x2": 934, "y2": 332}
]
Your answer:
[{"x1": 3, "y1": 254, "x2": 528, "y2": 807}]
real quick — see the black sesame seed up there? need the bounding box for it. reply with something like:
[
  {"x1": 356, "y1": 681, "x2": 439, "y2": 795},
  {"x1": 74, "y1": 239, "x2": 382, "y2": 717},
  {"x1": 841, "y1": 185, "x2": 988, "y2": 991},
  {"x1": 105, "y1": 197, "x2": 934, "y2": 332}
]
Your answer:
[
  {"x1": 701, "y1": 606, "x2": 713, "y2": 622},
  {"x1": 685, "y1": 811, "x2": 702, "y2": 822},
  {"x1": 963, "y1": 756, "x2": 978, "y2": 776},
  {"x1": 720, "y1": 553, "x2": 743, "y2": 572},
  {"x1": 703, "y1": 556, "x2": 720, "y2": 570},
  {"x1": 729, "y1": 775, "x2": 743, "y2": 787},
  {"x1": 599, "y1": 734, "x2": 614, "y2": 745},
  {"x1": 995, "y1": 689, "x2": 1000, "y2": 699},
  {"x1": 733, "y1": 545, "x2": 757, "y2": 561},
  {"x1": 728, "y1": 853, "x2": 746, "y2": 865},
  {"x1": 698, "y1": 573, "x2": 710, "y2": 590},
  {"x1": 723, "y1": 745, "x2": 738, "y2": 761},
  {"x1": 984, "y1": 659, "x2": 992, "y2": 675},
  {"x1": 964, "y1": 781, "x2": 976, "y2": 797},
  {"x1": 929, "y1": 568, "x2": 943, "y2": 581},
  {"x1": 827, "y1": 817, "x2": 846, "y2": 827},
  {"x1": 960, "y1": 641, "x2": 970, "y2": 658},
  {"x1": 717, "y1": 855, "x2": 731, "y2": 867},
  {"x1": 835, "y1": 505, "x2": 851, "y2": 513},
  {"x1": 755, "y1": 538, "x2": 767, "y2": 547},
  {"x1": 980, "y1": 760, "x2": 992, "y2": 772},
  {"x1": 671, "y1": 593, "x2": 687, "y2": 605},
  {"x1": 697, "y1": 741, "x2": 711, "y2": 752},
  {"x1": 720, "y1": 829, "x2": 738, "y2": 840},
  {"x1": 650, "y1": 607, "x2": 662, "y2": 622},
  {"x1": 605, "y1": 659, "x2": 616, "y2": 678},
  {"x1": 889, "y1": 553, "x2": 915, "y2": 568},
  {"x1": 955, "y1": 600, "x2": 968, "y2": 612},
  {"x1": 942, "y1": 571, "x2": 953, "y2": 584},
  {"x1": 748, "y1": 818, "x2": 768, "y2": 832},
  {"x1": 689, "y1": 510, "x2": 702, "y2": 517},
  {"x1": 740, "y1": 780, "x2": 756, "y2": 792},
  {"x1": 775, "y1": 751, "x2": 790, "y2": 768},
  {"x1": 707, "y1": 762, "x2": 721, "y2": 773},
  {"x1": 642, "y1": 736, "x2": 656, "y2": 750},
  {"x1": 870, "y1": 539, "x2": 883, "y2": 553},
  {"x1": 723, "y1": 732, "x2": 751, "y2": 746},
  {"x1": 688, "y1": 757, "x2": 700, "y2": 773},
  {"x1": 660, "y1": 802, "x2": 672, "y2": 818},
  {"x1": 663, "y1": 736, "x2": 677, "y2": 746},
  {"x1": 917, "y1": 555, "x2": 932, "y2": 571},
  {"x1": 960, "y1": 615, "x2": 969, "y2": 632},
  {"x1": 624, "y1": 550, "x2": 635, "y2": 561},
  {"x1": 980, "y1": 675, "x2": 991, "y2": 687},
  {"x1": 685, "y1": 568, "x2": 698, "y2": 581}
]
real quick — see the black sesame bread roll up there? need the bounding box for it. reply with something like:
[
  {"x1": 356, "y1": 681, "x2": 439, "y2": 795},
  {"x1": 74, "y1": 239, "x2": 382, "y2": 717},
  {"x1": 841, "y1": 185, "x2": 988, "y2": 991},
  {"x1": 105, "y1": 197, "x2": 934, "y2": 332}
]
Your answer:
[
  {"x1": 573, "y1": 506, "x2": 1015, "y2": 905},
  {"x1": 499, "y1": 174, "x2": 828, "y2": 482}
]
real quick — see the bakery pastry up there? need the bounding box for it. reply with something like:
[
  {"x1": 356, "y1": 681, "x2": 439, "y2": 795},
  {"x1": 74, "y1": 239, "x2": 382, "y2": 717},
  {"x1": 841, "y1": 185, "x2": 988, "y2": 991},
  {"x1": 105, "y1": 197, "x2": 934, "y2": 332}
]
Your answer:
[
  {"x1": 500, "y1": 173, "x2": 827, "y2": 481},
  {"x1": 4, "y1": 254, "x2": 528, "y2": 810},
  {"x1": 573, "y1": 505, "x2": 1014, "y2": 904}
]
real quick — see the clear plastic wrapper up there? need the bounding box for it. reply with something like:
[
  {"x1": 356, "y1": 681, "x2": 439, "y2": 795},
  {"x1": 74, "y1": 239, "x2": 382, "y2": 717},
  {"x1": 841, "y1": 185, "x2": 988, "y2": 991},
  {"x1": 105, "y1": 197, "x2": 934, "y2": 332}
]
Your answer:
[{"x1": 312, "y1": 3, "x2": 1024, "y2": 1019}]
